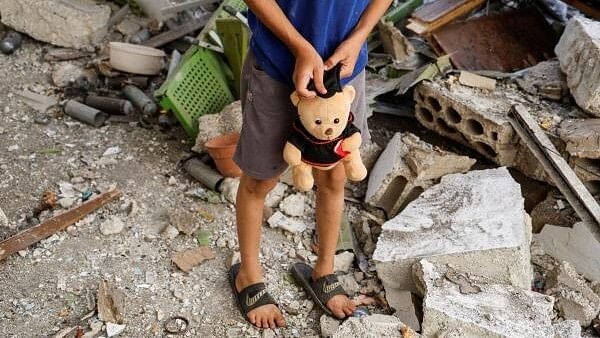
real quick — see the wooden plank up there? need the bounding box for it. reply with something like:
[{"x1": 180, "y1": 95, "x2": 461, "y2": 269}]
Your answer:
[
  {"x1": 0, "y1": 188, "x2": 122, "y2": 260},
  {"x1": 509, "y1": 105, "x2": 600, "y2": 242},
  {"x1": 407, "y1": 0, "x2": 485, "y2": 35},
  {"x1": 143, "y1": 15, "x2": 211, "y2": 48},
  {"x1": 413, "y1": 0, "x2": 469, "y2": 23}
]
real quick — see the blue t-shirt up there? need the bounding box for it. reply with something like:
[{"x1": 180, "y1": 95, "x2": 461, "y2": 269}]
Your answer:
[{"x1": 248, "y1": 0, "x2": 370, "y2": 87}]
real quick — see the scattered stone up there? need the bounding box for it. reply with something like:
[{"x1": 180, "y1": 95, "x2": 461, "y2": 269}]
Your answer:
[
  {"x1": 161, "y1": 224, "x2": 179, "y2": 240},
  {"x1": 57, "y1": 197, "x2": 75, "y2": 209},
  {"x1": 338, "y1": 274, "x2": 360, "y2": 296},
  {"x1": 106, "y1": 322, "x2": 126, "y2": 337},
  {"x1": 229, "y1": 251, "x2": 241, "y2": 267},
  {"x1": 331, "y1": 314, "x2": 408, "y2": 338},
  {"x1": 320, "y1": 315, "x2": 341, "y2": 338},
  {"x1": 0, "y1": 0, "x2": 111, "y2": 51},
  {"x1": 192, "y1": 101, "x2": 243, "y2": 153},
  {"x1": 359, "y1": 141, "x2": 383, "y2": 172},
  {"x1": 366, "y1": 132, "x2": 475, "y2": 217},
  {"x1": 560, "y1": 119, "x2": 600, "y2": 159},
  {"x1": 52, "y1": 62, "x2": 97, "y2": 88},
  {"x1": 116, "y1": 19, "x2": 141, "y2": 36},
  {"x1": 171, "y1": 247, "x2": 215, "y2": 272},
  {"x1": 168, "y1": 176, "x2": 178, "y2": 186},
  {"x1": 285, "y1": 300, "x2": 301, "y2": 315},
  {"x1": 545, "y1": 261, "x2": 600, "y2": 326},
  {"x1": 535, "y1": 222, "x2": 600, "y2": 281},
  {"x1": 97, "y1": 280, "x2": 125, "y2": 324},
  {"x1": 415, "y1": 260, "x2": 555, "y2": 338},
  {"x1": 516, "y1": 60, "x2": 568, "y2": 101},
  {"x1": 264, "y1": 182, "x2": 287, "y2": 208},
  {"x1": 168, "y1": 208, "x2": 199, "y2": 236},
  {"x1": 552, "y1": 320, "x2": 582, "y2": 338},
  {"x1": 530, "y1": 193, "x2": 577, "y2": 233},
  {"x1": 0, "y1": 207, "x2": 9, "y2": 228},
  {"x1": 220, "y1": 177, "x2": 240, "y2": 204},
  {"x1": 267, "y1": 211, "x2": 307, "y2": 234},
  {"x1": 555, "y1": 17, "x2": 600, "y2": 115},
  {"x1": 103, "y1": 146, "x2": 121, "y2": 157},
  {"x1": 385, "y1": 288, "x2": 420, "y2": 331},
  {"x1": 279, "y1": 193, "x2": 307, "y2": 217},
  {"x1": 458, "y1": 71, "x2": 496, "y2": 91},
  {"x1": 84, "y1": 320, "x2": 103, "y2": 338},
  {"x1": 99, "y1": 217, "x2": 125, "y2": 236},
  {"x1": 334, "y1": 251, "x2": 355, "y2": 273},
  {"x1": 374, "y1": 168, "x2": 532, "y2": 293}
]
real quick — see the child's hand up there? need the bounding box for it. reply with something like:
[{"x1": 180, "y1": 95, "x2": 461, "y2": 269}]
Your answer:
[
  {"x1": 293, "y1": 46, "x2": 327, "y2": 98},
  {"x1": 324, "y1": 36, "x2": 363, "y2": 79}
]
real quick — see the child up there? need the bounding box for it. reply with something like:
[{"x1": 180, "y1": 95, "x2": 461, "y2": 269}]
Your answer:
[{"x1": 230, "y1": 0, "x2": 393, "y2": 329}]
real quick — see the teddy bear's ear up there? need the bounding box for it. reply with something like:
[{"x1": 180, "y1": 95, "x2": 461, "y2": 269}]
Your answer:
[
  {"x1": 290, "y1": 91, "x2": 301, "y2": 107},
  {"x1": 342, "y1": 85, "x2": 356, "y2": 103}
]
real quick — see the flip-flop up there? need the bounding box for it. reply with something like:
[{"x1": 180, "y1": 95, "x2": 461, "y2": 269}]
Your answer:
[
  {"x1": 290, "y1": 262, "x2": 348, "y2": 317},
  {"x1": 228, "y1": 263, "x2": 279, "y2": 326}
]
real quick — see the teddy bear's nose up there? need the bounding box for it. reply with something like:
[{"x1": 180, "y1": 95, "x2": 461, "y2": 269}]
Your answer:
[{"x1": 325, "y1": 128, "x2": 333, "y2": 135}]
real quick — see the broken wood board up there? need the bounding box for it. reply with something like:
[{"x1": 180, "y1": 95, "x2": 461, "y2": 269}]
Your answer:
[
  {"x1": 97, "y1": 280, "x2": 126, "y2": 324},
  {"x1": 509, "y1": 105, "x2": 600, "y2": 242},
  {"x1": 143, "y1": 15, "x2": 211, "y2": 48},
  {"x1": 406, "y1": 0, "x2": 485, "y2": 35},
  {"x1": 0, "y1": 188, "x2": 122, "y2": 260},
  {"x1": 431, "y1": 8, "x2": 557, "y2": 71},
  {"x1": 171, "y1": 247, "x2": 215, "y2": 272},
  {"x1": 458, "y1": 71, "x2": 496, "y2": 90}
]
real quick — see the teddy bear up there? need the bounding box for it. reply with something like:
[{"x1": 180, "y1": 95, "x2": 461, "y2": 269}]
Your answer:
[{"x1": 283, "y1": 66, "x2": 368, "y2": 191}]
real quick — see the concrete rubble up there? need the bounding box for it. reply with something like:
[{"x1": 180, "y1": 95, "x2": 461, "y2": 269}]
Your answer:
[
  {"x1": 365, "y1": 132, "x2": 475, "y2": 217},
  {"x1": 552, "y1": 320, "x2": 582, "y2": 338},
  {"x1": 415, "y1": 260, "x2": 557, "y2": 338},
  {"x1": 516, "y1": 60, "x2": 568, "y2": 101},
  {"x1": 331, "y1": 314, "x2": 417, "y2": 338},
  {"x1": 535, "y1": 222, "x2": 600, "y2": 281},
  {"x1": 279, "y1": 193, "x2": 308, "y2": 217},
  {"x1": 544, "y1": 261, "x2": 600, "y2": 326},
  {"x1": 0, "y1": 206, "x2": 8, "y2": 228},
  {"x1": 374, "y1": 168, "x2": 532, "y2": 293},
  {"x1": 530, "y1": 193, "x2": 577, "y2": 233},
  {"x1": 560, "y1": 119, "x2": 600, "y2": 161},
  {"x1": 0, "y1": 0, "x2": 111, "y2": 51},
  {"x1": 385, "y1": 288, "x2": 421, "y2": 331},
  {"x1": 267, "y1": 211, "x2": 307, "y2": 234},
  {"x1": 192, "y1": 100, "x2": 243, "y2": 153},
  {"x1": 555, "y1": 17, "x2": 600, "y2": 116}
]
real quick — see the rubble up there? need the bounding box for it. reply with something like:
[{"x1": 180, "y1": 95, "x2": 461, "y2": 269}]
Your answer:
[
  {"x1": 365, "y1": 132, "x2": 475, "y2": 217},
  {"x1": 334, "y1": 251, "x2": 355, "y2": 273},
  {"x1": 106, "y1": 322, "x2": 126, "y2": 337},
  {"x1": 0, "y1": 0, "x2": 111, "y2": 51},
  {"x1": 320, "y1": 315, "x2": 341, "y2": 338},
  {"x1": 220, "y1": 177, "x2": 240, "y2": 204},
  {"x1": 385, "y1": 288, "x2": 420, "y2": 331},
  {"x1": 331, "y1": 314, "x2": 411, "y2": 338},
  {"x1": 516, "y1": 60, "x2": 568, "y2": 101},
  {"x1": 279, "y1": 193, "x2": 308, "y2": 217},
  {"x1": 545, "y1": 261, "x2": 600, "y2": 326},
  {"x1": 97, "y1": 280, "x2": 125, "y2": 324},
  {"x1": 52, "y1": 62, "x2": 97, "y2": 88},
  {"x1": 458, "y1": 71, "x2": 496, "y2": 91},
  {"x1": 415, "y1": 260, "x2": 556, "y2": 338},
  {"x1": 99, "y1": 216, "x2": 125, "y2": 236},
  {"x1": 265, "y1": 182, "x2": 287, "y2": 208},
  {"x1": 192, "y1": 100, "x2": 243, "y2": 153},
  {"x1": 267, "y1": 211, "x2": 307, "y2": 234},
  {"x1": 530, "y1": 193, "x2": 577, "y2": 233},
  {"x1": 171, "y1": 247, "x2": 215, "y2": 273},
  {"x1": 374, "y1": 168, "x2": 532, "y2": 293},
  {"x1": 560, "y1": 119, "x2": 600, "y2": 159},
  {"x1": 555, "y1": 17, "x2": 600, "y2": 116},
  {"x1": 0, "y1": 207, "x2": 8, "y2": 227},
  {"x1": 552, "y1": 320, "x2": 582, "y2": 338},
  {"x1": 168, "y1": 208, "x2": 199, "y2": 236},
  {"x1": 535, "y1": 222, "x2": 600, "y2": 282}
]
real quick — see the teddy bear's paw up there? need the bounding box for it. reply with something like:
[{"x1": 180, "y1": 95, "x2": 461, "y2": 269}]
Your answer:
[
  {"x1": 294, "y1": 177, "x2": 314, "y2": 192},
  {"x1": 345, "y1": 164, "x2": 368, "y2": 182}
]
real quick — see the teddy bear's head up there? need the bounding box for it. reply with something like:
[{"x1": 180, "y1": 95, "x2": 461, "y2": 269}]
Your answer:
[{"x1": 290, "y1": 86, "x2": 356, "y2": 141}]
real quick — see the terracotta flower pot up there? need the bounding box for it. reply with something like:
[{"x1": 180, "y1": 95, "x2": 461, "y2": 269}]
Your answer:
[{"x1": 205, "y1": 133, "x2": 243, "y2": 177}]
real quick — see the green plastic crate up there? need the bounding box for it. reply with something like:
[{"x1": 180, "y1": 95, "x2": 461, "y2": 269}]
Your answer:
[{"x1": 157, "y1": 47, "x2": 234, "y2": 138}]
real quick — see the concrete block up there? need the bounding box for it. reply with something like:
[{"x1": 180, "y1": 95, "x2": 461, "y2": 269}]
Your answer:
[
  {"x1": 516, "y1": 60, "x2": 568, "y2": 101},
  {"x1": 0, "y1": 0, "x2": 111, "y2": 51},
  {"x1": 555, "y1": 17, "x2": 600, "y2": 116},
  {"x1": 545, "y1": 261, "x2": 600, "y2": 326},
  {"x1": 560, "y1": 119, "x2": 600, "y2": 159},
  {"x1": 365, "y1": 132, "x2": 475, "y2": 217},
  {"x1": 374, "y1": 168, "x2": 532, "y2": 293},
  {"x1": 332, "y1": 314, "x2": 418, "y2": 338},
  {"x1": 385, "y1": 288, "x2": 421, "y2": 331},
  {"x1": 415, "y1": 260, "x2": 556, "y2": 338},
  {"x1": 192, "y1": 100, "x2": 242, "y2": 153},
  {"x1": 552, "y1": 320, "x2": 582, "y2": 338},
  {"x1": 535, "y1": 222, "x2": 600, "y2": 281}
]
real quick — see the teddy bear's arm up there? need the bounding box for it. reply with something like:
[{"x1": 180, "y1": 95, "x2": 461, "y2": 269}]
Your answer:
[
  {"x1": 342, "y1": 132, "x2": 362, "y2": 152},
  {"x1": 283, "y1": 142, "x2": 303, "y2": 166}
]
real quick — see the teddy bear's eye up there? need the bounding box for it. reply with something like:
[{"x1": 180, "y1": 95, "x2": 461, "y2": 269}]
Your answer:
[
  {"x1": 315, "y1": 120, "x2": 322, "y2": 125},
  {"x1": 334, "y1": 118, "x2": 340, "y2": 124}
]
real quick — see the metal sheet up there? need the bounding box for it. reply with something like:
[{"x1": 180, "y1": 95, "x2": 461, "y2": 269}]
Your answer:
[{"x1": 431, "y1": 8, "x2": 558, "y2": 71}]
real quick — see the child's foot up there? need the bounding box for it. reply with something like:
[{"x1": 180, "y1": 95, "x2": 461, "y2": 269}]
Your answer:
[
  {"x1": 311, "y1": 270, "x2": 356, "y2": 319},
  {"x1": 236, "y1": 268, "x2": 286, "y2": 328}
]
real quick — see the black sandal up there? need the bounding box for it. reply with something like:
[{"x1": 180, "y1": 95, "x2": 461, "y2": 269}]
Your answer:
[
  {"x1": 290, "y1": 262, "x2": 347, "y2": 317},
  {"x1": 228, "y1": 263, "x2": 279, "y2": 324}
]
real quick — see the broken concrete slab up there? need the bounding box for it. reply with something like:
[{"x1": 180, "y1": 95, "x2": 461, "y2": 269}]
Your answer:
[
  {"x1": 535, "y1": 222, "x2": 600, "y2": 282},
  {"x1": 171, "y1": 247, "x2": 215, "y2": 272},
  {"x1": 365, "y1": 132, "x2": 475, "y2": 217},
  {"x1": 331, "y1": 314, "x2": 416, "y2": 338},
  {"x1": 0, "y1": 0, "x2": 111, "y2": 51},
  {"x1": 267, "y1": 211, "x2": 307, "y2": 234},
  {"x1": 560, "y1": 119, "x2": 600, "y2": 159},
  {"x1": 97, "y1": 280, "x2": 125, "y2": 324},
  {"x1": 555, "y1": 17, "x2": 600, "y2": 116},
  {"x1": 279, "y1": 193, "x2": 308, "y2": 217},
  {"x1": 415, "y1": 260, "x2": 556, "y2": 338},
  {"x1": 516, "y1": 60, "x2": 568, "y2": 101},
  {"x1": 553, "y1": 320, "x2": 582, "y2": 338},
  {"x1": 359, "y1": 141, "x2": 383, "y2": 173},
  {"x1": 374, "y1": 168, "x2": 532, "y2": 293},
  {"x1": 192, "y1": 101, "x2": 242, "y2": 153},
  {"x1": 320, "y1": 315, "x2": 341, "y2": 338},
  {"x1": 545, "y1": 261, "x2": 600, "y2": 326},
  {"x1": 385, "y1": 288, "x2": 420, "y2": 331},
  {"x1": 377, "y1": 20, "x2": 415, "y2": 62}
]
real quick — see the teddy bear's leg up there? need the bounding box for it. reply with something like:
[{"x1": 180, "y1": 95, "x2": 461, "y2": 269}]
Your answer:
[
  {"x1": 292, "y1": 163, "x2": 315, "y2": 191},
  {"x1": 343, "y1": 152, "x2": 368, "y2": 182}
]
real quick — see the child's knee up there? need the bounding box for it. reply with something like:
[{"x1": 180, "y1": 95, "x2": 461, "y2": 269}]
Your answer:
[
  {"x1": 240, "y1": 175, "x2": 278, "y2": 197},
  {"x1": 315, "y1": 166, "x2": 346, "y2": 193}
]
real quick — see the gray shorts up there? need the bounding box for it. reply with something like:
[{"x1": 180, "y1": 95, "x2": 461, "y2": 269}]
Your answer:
[{"x1": 233, "y1": 51, "x2": 370, "y2": 180}]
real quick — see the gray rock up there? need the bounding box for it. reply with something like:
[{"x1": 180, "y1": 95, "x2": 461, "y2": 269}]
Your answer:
[
  {"x1": 334, "y1": 251, "x2": 354, "y2": 273},
  {"x1": 192, "y1": 101, "x2": 242, "y2": 153},
  {"x1": 99, "y1": 217, "x2": 125, "y2": 236},
  {"x1": 267, "y1": 211, "x2": 306, "y2": 234},
  {"x1": 553, "y1": 320, "x2": 582, "y2": 338},
  {"x1": 265, "y1": 182, "x2": 287, "y2": 208},
  {"x1": 516, "y1": 60, "x2": 568, "y2": 101},
  {"x1": 0, "y1": 0, "x2": 111, "y2": 51},
  {"x1": 220, "y1": 177, "x2": 240, "y2": 204},
  {"x1": 106, "y1": 322, "x2": 126, "y2": 337},
  {"x1": 0, "y1": 207, "x2": 8, "y2": 228},
  {"x1": 385, "y1": 288, "x2": 420, "y2": 331},
  {"x1": 279, "y1": 193, "x2": 307, "y2": 217},
  {"x1": 161, "y1": 224, "x2": 179, "y2": 240},
  {"x1": 332, "y1": 314, "x2": 409, "y2": 338},
  {"x1": 320, "y1": 315, "x2": 341, "y2": 338},
  {"x1": 338, "y1": 274, "x2": 360, "y2": 296}
]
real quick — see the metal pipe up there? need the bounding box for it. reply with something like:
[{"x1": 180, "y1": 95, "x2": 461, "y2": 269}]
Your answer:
[
  {"x1": 85, "y1": 96, "x2": 133, "y2": 115},
  {"x1": 64, "y1": 100, "x2": 108, "y2": 127},
  {"x1": 122, "y1": 85, "x2": 157, "y2": 116},
  {"x1": 184, "y1": 158, "x2": 224, "y2": 192}
]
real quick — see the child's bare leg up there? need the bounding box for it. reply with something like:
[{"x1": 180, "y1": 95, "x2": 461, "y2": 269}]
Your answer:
[
  {"x1": 235, "y1": 174, "x2": 286, "y2": 328},
  {"x1": 313, "y1": 164, "x2": 357, "y2": 318}
]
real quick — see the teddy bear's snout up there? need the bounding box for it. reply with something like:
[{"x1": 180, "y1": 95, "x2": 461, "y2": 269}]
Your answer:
[{"x1": 325, "y1": 128, "x2": 334, "y2": 136}]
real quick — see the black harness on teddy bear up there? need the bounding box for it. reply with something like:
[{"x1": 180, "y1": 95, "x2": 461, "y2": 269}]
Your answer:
[{"x1": 288, "y1": 113, "x2": 360, "y2": 167}]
